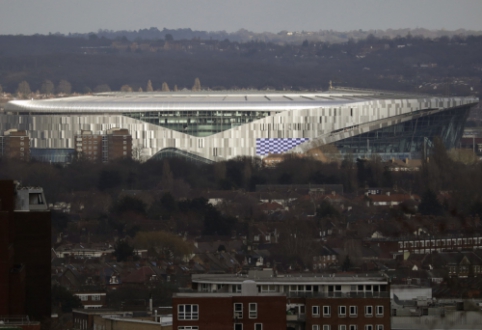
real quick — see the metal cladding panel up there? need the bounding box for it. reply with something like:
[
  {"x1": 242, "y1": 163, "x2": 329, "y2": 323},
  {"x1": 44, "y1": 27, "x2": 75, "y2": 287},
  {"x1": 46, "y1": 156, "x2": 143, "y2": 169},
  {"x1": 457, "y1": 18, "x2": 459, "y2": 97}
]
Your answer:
[{"x1": 0, "y1": 93, "x2": 478, "y2": 162}]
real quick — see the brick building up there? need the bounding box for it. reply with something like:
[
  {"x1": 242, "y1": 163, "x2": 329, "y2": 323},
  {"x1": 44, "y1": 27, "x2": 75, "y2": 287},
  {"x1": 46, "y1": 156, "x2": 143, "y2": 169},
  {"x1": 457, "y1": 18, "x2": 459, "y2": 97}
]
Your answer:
[
  {"x1": 173, "y1": 281, "x2": 286, "y2": 330},
  {"x1": 189, "y1": 270, "x2": 391, "y2": 330},
  {"x1": 106, "y1": 128, "x2": 132, "y2": 161},
  {"x1": 0, "y1": 129, "x2": 30, "y2": 160},
  {"x1": 75, "y1": 128, "x2": 132, "y2": 162},
  {"x1": 0, "y1": 180, "x2": 51, "y2": 322}
]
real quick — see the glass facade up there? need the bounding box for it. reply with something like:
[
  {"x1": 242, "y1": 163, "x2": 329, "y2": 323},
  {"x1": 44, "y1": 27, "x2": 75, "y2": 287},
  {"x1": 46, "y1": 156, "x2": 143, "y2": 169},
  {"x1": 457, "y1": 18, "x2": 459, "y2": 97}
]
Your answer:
[
  {"x1": 30, "y1": 148, "x2": 76, "y2": 163},
  {"x1": 151, "y1": 147, "x2": 214, "y2": 164},
  {"x1": 123, "y1": 110, "x2": 276, "y2": 137},
  {"x1": 334, "y1": 106, "x2": 471, "y2": 160}
]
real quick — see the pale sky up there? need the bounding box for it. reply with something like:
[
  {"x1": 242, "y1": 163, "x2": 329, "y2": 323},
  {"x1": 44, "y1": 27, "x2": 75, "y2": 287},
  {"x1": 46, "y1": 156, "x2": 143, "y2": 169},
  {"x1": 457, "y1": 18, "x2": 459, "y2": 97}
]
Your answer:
[{"x1": 1, "y1": 0, "x2": 482, "y2": 35}]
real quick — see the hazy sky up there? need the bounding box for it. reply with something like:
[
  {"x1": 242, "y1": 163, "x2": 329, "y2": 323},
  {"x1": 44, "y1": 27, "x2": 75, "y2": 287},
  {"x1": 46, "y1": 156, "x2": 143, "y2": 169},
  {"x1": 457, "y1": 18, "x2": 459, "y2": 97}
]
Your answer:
[{"x1": 1, "y1": 0, "x2": 482, "y2": 35}]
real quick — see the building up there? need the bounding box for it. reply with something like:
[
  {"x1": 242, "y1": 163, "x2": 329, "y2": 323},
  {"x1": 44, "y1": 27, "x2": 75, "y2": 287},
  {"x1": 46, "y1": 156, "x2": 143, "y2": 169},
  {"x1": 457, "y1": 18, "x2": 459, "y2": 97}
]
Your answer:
[
  {"x1": 190, "y1": 270, "x2": 391, "y2": 330},
  {"x1": 72, "y1": 308, "x2": 172, "y2": 330},
  {"x1": 173, "y1": 284, "x2": 286, "y2": 330},
  {"x1": 75, "y1": 128, "x2": 132, "y2": 162},
  {"x1": 0, "y1": 129, "x2": 30, "y2": 161},
  {"x1": 2, "y1": 89, "x2": 477, "y2": 163},
  {"x1": 0, "y1": 181, "x2": 51, "y2": 322}
]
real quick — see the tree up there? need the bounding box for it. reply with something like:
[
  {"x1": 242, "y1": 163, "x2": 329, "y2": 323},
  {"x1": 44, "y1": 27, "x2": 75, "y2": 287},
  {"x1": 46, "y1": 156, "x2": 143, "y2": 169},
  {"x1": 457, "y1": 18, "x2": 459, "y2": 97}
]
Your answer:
[
  {"x1": 419, "y1": 189, "x2": 444, "y2": 216},
  {"x1": 93, "y1": 84, "x2": 111, "y2": 93},
  {"x1": 0, "y1": 84, "x2": 3, "y2": 94},
  {"x1": 113, "y1": 240, "x2": 134, "y2": 261},
  {"x1": 40, "y1": 80, "x2": 55, "y2": 95},
  {"x1": 57, "y1": 80, "x2": 72, "y2": 94},
  {"x1": 134, "y1": 231, "x2": 192, "y2": 260},
  {"x1": 51, "y1": 284, "x2": 82, "y2": 313},
  {"x1": 192, "y1": 78, "x2": 201, "y2": 91},
  {"x1": 341, "y1": 255, "x2": 352, "y2": 271},
  {"x1": 138, "y1": 87, "x2": 143, "y2": 92},
  {"x1": 165, "y1": 34, "x2": 174, "y2": 41},
  {"x1": 162, "y1": 82, "x2": 170, "y2": 91},
  {"x1": 98, "y1": 169, "x2": 122, "y2": 191},
  {"x1": 120, "y1": 84, "x2": 133, "y2": 92},
  {"x1": 160, "y1": 161, "x2": 174, "y2": 191},
  {"x1": 146, "y1": 80, "x2": 154, "y2": 92},
  {"x1": 17, "y1": 80, "x2": 31, "y2": 96},
  {"x1": 112, "y1": 195, "x2": 147, "y2": 216},
  {"x1": 173, "y1": 85, "x2": 178, "y2": 91}
]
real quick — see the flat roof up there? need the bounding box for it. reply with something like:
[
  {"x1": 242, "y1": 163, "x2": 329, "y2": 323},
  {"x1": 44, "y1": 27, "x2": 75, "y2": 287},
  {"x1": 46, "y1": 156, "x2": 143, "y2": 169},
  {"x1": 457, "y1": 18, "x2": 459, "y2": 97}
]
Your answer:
[{"x1": 191, "y1": 273, "x2": 388, "y2": 285}]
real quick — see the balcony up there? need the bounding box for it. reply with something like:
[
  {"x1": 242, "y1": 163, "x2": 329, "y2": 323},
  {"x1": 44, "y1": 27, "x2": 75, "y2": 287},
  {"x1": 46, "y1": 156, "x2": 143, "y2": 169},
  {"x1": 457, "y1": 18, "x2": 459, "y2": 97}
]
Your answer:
[{"x1": 286, "y1": 291, "x2": 389, "y2": 299}]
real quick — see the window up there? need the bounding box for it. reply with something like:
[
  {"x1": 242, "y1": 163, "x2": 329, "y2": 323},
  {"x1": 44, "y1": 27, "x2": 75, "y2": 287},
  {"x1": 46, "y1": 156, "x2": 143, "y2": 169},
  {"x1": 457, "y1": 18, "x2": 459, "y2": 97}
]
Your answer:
[
  {"x1": 349, "y1": 326, "x2": 357, "y2": 330},
  {"x1": 312, "y1": 306, "x2": 320, "y2": 316},
  {"x1": 249, "y1": 303, "x2": 257, "y2": 318},
  {"x1": 349, "y1": 306, "x2": 358, "y2": 317},
  {"x1": 365, "y1": 306, "x2": 373, "y2": 317},
  {"x1": 178, "y1": 304, "x2": 198, "y2": 320},
  {"x1": 234, "y1": 324, "x2": 242, "y2": 330},
  {"x1": 234, "y1": 303, "x2": 243, "y2": 319},
  {"x1": 79, "y1": 295, "x2": 87, "y2": 301},
  {"x1": 365, "y1": 326, "x2": 373, "y2": 330},
  {"x1": 255, "y1": 324, "x2": 263, "y2": 330},
  {"x1": 339, "y1": 306, "x2": 346, "y2": 317},
  {"x1": 323, "y1": 306, "x2": 331, "y2": 317},
  {"x1": 312, "y1": 326, "x2": 320, "y2": 330},
  {"x1": 91, "y1": 295, "x2": 101, "y2": 301},
  {"x1": 376, "y1": 306, "x2": 384, "y2": 317},
  {"x1": 376, "y1": 326, "x2": 383, "y2": 330},
  {"x1": 339, "y1": 326, "x2": 346, "y2": 330},
  {"x1": 178, "y1": 327, "x2": 198, "y2": 330},
  {"x1": 323, "y1": 326, "x2": 331, "y2": 330}
]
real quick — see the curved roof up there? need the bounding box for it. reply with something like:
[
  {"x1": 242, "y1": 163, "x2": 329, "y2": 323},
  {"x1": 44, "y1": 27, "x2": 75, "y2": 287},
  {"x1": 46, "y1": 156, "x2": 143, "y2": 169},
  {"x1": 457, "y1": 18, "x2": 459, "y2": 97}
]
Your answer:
[{"x1": 7, "y1": 89, "x2": 473, "y2": 114}]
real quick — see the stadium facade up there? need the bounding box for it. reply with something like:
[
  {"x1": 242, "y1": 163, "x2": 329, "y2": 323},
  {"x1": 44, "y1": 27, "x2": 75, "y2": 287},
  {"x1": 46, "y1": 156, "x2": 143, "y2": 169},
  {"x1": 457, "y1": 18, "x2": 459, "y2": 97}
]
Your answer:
[{"x1": 1, "y1": 89, "x2": 478, "y2": 163}]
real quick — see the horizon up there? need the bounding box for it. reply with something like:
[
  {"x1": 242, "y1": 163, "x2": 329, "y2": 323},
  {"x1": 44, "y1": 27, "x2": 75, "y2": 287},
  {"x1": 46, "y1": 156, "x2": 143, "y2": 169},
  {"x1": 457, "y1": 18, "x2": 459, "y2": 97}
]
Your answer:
[{"x1": 1, "y1": 0, "x2": 482, "y2": 36}]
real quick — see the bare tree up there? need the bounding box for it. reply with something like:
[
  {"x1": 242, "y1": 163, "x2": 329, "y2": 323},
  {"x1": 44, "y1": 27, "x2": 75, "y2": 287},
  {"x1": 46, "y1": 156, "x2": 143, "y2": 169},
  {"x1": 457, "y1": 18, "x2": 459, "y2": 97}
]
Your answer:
[
  {"x1": 120, "y1": 85, "x2": 133, "y2": 92},
  {"x1": 146, "y1": 80, "x2": 154, "y2": 92},
  {"x1": 40, "y1": 80, "x2": 55, "y2": 95},
  {"x1": 93, "y1": 84, "x2": 111, "y2": 93},
  {"x1": 17, "y1": 81, "x2": 31, "y2": 97},
  {"x1": 192, "y1": 78, "x2": 201, "y2": 91},
  {"x1": 161, "y1": 82, "x2": 170, "y2": 92},
  {"x1": 57, "y1": 80, "x2": 72, "y2": 95}
]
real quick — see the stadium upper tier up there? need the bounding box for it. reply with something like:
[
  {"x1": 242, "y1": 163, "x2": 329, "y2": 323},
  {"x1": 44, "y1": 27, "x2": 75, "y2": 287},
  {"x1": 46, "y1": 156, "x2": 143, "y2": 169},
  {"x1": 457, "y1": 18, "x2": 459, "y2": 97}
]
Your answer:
[{"x1": 2, "y1": 89, "x2": 479, "y2": 162}]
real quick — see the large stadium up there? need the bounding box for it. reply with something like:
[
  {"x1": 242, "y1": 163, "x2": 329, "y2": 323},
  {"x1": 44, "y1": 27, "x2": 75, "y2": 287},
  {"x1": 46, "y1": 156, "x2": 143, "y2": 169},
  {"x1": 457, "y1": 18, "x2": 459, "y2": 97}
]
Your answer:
[{"x1": 1, "y1": 89, "x2": 478, "y2": 162}]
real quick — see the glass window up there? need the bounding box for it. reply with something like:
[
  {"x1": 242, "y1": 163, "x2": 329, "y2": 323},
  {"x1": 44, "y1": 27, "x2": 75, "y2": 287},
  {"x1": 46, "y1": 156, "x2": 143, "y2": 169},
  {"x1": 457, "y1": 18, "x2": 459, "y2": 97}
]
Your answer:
[
  {"x1": 255, "y1": 324, "x2": 262, "y2": 330},
  {"x1": 376, "y1": 306, "x2": 384, "y2": 316},
  {"x1": 349, "y1": 326, "x2": 357, "y2": 330},
  {"x1": 313, "y1": 306, "x2": 320, "y2": 316},
  {"x1": 349, "y1": 306, "x2": 357, "y2": 316},
  {"x1": 178, "y1": 304, "x2": 198, "y2": 320},
  {"x1": 339, "y1": 306, "x2": 346, "y2": 317},
  {"x1": 234, "y1": 303, "x2": 243, "y2": 319},
  {"x1": 323, "y1": 306, "x2": 331, "y2": 317},
  {"x1": 249, "y1": 303, "x2": 257, "y2": 319},
  {"x1": 365, "y1": 306, "x2": 373, "y2": 316}
]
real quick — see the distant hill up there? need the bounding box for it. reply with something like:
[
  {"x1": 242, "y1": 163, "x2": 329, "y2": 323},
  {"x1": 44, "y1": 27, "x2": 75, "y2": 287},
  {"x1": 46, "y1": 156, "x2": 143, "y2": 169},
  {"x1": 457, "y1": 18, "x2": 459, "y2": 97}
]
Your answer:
[{"x1": 66, "y1": 27, "x2": 482, "y2": 44}]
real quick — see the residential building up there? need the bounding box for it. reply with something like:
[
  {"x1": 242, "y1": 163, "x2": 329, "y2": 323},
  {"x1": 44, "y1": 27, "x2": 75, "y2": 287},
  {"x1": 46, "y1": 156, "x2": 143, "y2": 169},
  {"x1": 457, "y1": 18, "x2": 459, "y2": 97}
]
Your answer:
[
  {"x1": 173, "y1": 281, "x2": 286, "y2": 330},
  {"x1": 0, "y1": 129, "x2": 29, "y2": 160},
  {"x1": 190, "y1": 270, "x2": 391, "y2": 330},
  {"x1": 75, "y1": 128, "x2": 132, "y2": 162}
]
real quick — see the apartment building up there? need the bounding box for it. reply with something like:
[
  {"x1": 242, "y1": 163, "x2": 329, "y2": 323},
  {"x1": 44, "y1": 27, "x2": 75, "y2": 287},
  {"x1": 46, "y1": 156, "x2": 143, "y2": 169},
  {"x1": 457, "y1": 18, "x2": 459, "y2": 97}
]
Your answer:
[
  {"x1": 173, "y1": 281, "x2": 286, "y2": 330},
  {"x1": 189, "y1": 270, "x2": 391, "y2": 330},
  {"x1": 0, "y1": 129, "x2": 30, "y2": 160},
  {"x1": 74, "y1": 128, "x2": 132, "y2": 162}
]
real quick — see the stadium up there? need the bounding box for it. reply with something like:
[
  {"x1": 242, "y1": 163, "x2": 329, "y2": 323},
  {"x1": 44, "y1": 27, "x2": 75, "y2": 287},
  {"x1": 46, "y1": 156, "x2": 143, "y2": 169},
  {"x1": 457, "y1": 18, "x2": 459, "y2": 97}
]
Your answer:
[{"x1": 1, "y1": 89, "x2": 478, "y2": 163}]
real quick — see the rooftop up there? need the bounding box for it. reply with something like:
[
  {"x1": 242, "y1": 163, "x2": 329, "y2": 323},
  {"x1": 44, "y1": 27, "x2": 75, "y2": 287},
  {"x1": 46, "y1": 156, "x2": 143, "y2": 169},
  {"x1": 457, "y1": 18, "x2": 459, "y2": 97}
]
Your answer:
[{"x1": 5, "y1": 89, "x2": 477, "y2": 114}]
